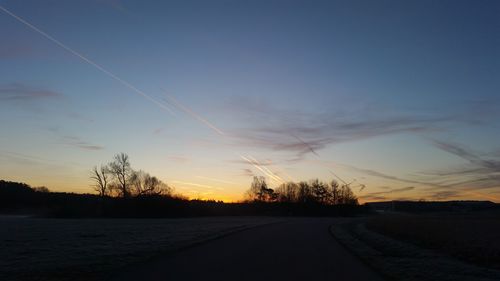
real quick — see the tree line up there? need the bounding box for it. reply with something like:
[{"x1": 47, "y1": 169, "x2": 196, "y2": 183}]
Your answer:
[
  {"x1": 91, "y1": 153, "x2": 358, "y2": 206},
  {"x1": 0, "y1": 152, "x2": 361, "y2": 217},
  {"x1": 1, "y1": 178, "x2": 364, "y2": 218},
  {"x1": 91, "y1": 153, "x2": 172, "y2": 198},
  {"x1": 246, "y1": 176, "x2": 358, "y2": 205}
]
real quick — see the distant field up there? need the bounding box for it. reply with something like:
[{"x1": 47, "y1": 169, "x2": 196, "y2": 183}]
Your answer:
[
  {"x1": 365, "y1": 212, "x2": 500, "y2": 270},
  {"x1": 0, "y1": 217, "x2": 282, "y2": 281}
]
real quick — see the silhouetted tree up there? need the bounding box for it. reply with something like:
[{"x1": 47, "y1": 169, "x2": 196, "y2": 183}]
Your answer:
[
  {"x1": 246, "y1": 176, "x2": 276, "y2": 202},
  {"x1": 91, "y1": 165, "x2": 110, "y2": 197},
  {"x1": 297, "y1": 181, "x2": 313, "y2": 203},
  {"x1": 272, "y1": 179, "x2": 358, "y2": 206},
  {"x1": 339, "y1": 185, "x2": 358, "y2": 205},
  {"x1": 311, "y1": 179, "x2": 329, "y2": 204},
  {"x1": 109, "y1": 153, "x2": 132, "y2": 197},
  {"x1": 330, "y1": 180, "x2": 340, "y2": 205},
  {"x1": 275, "y1": 182, "x2": 299, "y2": 203},
  {"x1": 129, "y1": 170, "x2": 172, "y2": 196},
  {"x1": 33, "y1": 186, "x2": 50, "y2": 193}
]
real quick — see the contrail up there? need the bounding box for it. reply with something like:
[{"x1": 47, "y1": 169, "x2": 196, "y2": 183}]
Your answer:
[
  {"x1": 262, "y1": 158, "x2": 296, "y2": 182},
  {"x1": 171, "y1": 180, "x2": 223, "y2": 190},
  {"x1": 162, "y1": 91, "x2": 225, "y2": 135},
  {"x1": 0, "y1": 4, "x2": 175, "y2": 116},
  {"x1": 329, "y1": 170, "x2": 348, "y2": 185},
  {"x1": 240, "y1": 155, "x2": 285, "y2": 184},
  {"x1": 240, "y1": 155, "x2": 273, "y2": 179},
  {"x1": 246, "y1": 155, "x2": 285, "y2": 183},
  {"x1": 291, "y1": 133, "x2": 319, "y2": 156},
  {"x1": 292, "y1": 132, "x2": 357, "y2": 187},
  {"x1": 196, "y1": 176, "x2": 237, "y2": 185}
]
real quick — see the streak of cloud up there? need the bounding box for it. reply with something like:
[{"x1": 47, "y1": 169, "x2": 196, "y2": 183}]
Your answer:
[
  {"x1": 240, "y1": 168, "x2": 255, "y2": 177},
  {"x1": 60, "y1": 136, "x2": 104, "y2": 151},
  {"x1": 195, "y1": 176, "x2": 238, "y2": 185},
  {"x1": 339, "y1": 163, "x2": 444, "y2": 188},
  {"x1": 432, "y1": 140, "x2": 500, "y2": 172},
  {"x1": 0, "y1": 83, "x2": 62, "y2": 101},
  {"x1": 171, "y1": 180, "x2": 223, "y2": 190},
  {"x1": 167, "y1": 155, "x2": 190, "y2": 164},
  {"x1": 246, "y1": 155, "x2": 285, "y2": 183},
  {"x1": 0, "y1": 150, "x2": 85, "y2": 169},
  {"x1": 0, "y1": 5, "x2": 175, "y2": 115},
  {"x1": 291, "y1": 134, "x2": 319, "y2": 156},
  {"x1": 425, "y1": 140, "x2": 500, "y2": 190},
  {"x1": 0, "y1": 42, "x2": 34, "y2": 58},
  {"x1": 0, "y1": 150, "x2": 57, "y2": 166},
  {"x1": 225, "y1": 96, "x2": 449, "y2": 159},
  {"x1": 428, "y1": 190, "x2": 460, "y2": 200},
  {"x1": 240, "y1": 155, "x2": 285, "y2": 184},
  {"x1": 359, "y1": 186, "x2": 415, "y2": 201},
  {"x1": 360, "y1": 195, "x2": 387, "y2": 201}
]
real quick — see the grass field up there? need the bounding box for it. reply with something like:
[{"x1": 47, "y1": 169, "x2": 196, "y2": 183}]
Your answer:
[
  {"x1": 0, "y1": 216, "x2": 282, "y2": 281},
  {"x1": 330, "y1": 212, "x2": 500, "y2": 281},
  {"x1": 365, "y1": 212, "x2": 500, "y2": 270}
]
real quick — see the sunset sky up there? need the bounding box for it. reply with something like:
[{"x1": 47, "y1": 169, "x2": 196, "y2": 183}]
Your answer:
[{"x1": 1, "y1": 0, "x2": 499, "y2": 202}]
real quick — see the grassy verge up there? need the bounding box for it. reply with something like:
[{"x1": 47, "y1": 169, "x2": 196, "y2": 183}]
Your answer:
[
  {"x1": 330, "y1": 216, "x2": 500, "y2": 281},
  {"x1": 365, "y1": 213, "x2": 500, "y2": 270}
]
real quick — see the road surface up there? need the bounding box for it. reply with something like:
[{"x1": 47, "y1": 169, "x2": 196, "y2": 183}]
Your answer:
[{"x1": 113, "y1": 218, "x2": 384, "y2": 281}]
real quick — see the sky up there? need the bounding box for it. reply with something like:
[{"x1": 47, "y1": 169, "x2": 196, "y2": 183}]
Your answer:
[{"x1": 0, "y1": 0, "x2": 499, "y2": 202}]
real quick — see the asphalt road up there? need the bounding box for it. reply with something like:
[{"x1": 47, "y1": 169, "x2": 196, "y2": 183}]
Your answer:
[{"x1": 114, "y1": 219, "x2": 384, "y2": 281}]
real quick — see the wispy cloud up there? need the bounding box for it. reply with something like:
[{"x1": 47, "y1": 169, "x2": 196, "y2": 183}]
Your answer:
[
  {"x1": 429, "y1": 190, "x2": 460, "y2": 200},
  {"x1": 432, "y1": 140, "x2": 500, "y2": 172},
  {"x1": 344, "y1": 164, "x2": 444, "y2": 188},
  {"x1": 240, "y1": 168, "x2": 255, "y2": 177},
  {"x1": 240, "y1": 155, "x2": 285, "y2": 184},
  {"x1": 360, "y1": 195, "x2": 387, "y2": 201},
  {"x1": 60, "y1": 136, "x2": 104, "y2": 151},
  {"x1": 167, "y1": 155, "x2": 190, "y2": 164},
  {"x1": 424, "y1": 140, "x2": 500, "y2": 190},
  {"x1": 311, "y1": 160, "x2": 444, "y2": 188},
  {"x1": 196, "y1": 176, "x2": 237, "y2": 185},
  {"x1": 225, "y1": 96, "x2": 449, "y2": 160},
  {"x1": 360, "y1": 186, "x2": 415, "y2": 196},
  {"x1": 171, "y1": 180, "x2": 223, "y2": 190},
  {"x1": 0, "y1": 83, "x2": 62, "y2": 101},
  {"x1": 0, "y1": 150, "x2": 85, "y2": 171},
  {"x1": 0, "y1": 42, "x2": 35, "y2": 59},
  {"x1": 230, "y1": 158, "x2": 274, "y2": 166},
  {"x1": 153, "y1": 127, "x2": 165, "y2": 135},
  {"x1": 360, "y1": 186, "x2": 419, "y2": 201},
  {"x1": 0, "y1": 150, "x2": 57, "y2": 166},
  {"x1": 66, "y1": 112, "x2": 95, "y2": 123}
]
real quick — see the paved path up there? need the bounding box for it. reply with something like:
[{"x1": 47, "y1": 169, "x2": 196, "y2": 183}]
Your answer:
[{"x1": 114, "y1": 219, "x2": 384, "y2": 281}]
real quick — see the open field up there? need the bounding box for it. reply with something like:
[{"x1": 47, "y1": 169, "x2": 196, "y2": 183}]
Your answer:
[
  {"x1": 330, "y1": 212, "x2": 500, "y2": 281},
  {"x1": 365, "y1": 212, "x2": 500, "y2": 270},
  {"x1": 0, "y1": 216, "x2": 283, "y2": 281}
]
